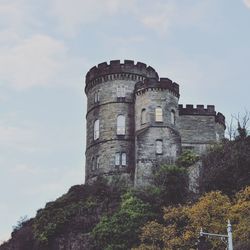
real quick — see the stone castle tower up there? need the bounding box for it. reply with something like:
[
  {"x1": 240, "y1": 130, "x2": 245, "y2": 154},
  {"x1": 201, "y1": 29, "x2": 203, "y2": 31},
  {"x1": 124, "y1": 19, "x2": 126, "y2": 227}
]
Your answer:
[{"x1": 84, "y1": 60, "x2": 225, "y2": 186}]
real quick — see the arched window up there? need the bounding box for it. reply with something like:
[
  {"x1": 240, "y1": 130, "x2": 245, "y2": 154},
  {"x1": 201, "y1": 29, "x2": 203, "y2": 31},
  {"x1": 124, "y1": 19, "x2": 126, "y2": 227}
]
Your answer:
[
  {"x1": 94, "y1": 119, "x2": 99, "y2": 140},
  {"x1": 115, "y1": 152, "x2": 127, "y2": 166},
  {"x1": 141, "y1": 109, "x2": 147, "y2": 124},
  {"x1": 121, "y1": 153, "x2": 126, "y2": 166},
  {"x1": 117, "y1": 115, "x2": 125, "y2": 135},
  {"x1": 156, "y1": 140, "x2": 163, "y2": 154},
  {"x1": 155, "y1": 107, "x2": 163, "y2": 122},
  {"x1": 171, "y1": 110, "x2": 176, "y2": 125}
]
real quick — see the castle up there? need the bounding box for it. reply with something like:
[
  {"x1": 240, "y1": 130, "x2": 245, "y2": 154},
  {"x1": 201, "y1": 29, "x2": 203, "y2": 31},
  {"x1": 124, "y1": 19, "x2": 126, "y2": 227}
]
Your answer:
[{"x1": 84, "y1": 60, "x2": 226, "y2": 186}]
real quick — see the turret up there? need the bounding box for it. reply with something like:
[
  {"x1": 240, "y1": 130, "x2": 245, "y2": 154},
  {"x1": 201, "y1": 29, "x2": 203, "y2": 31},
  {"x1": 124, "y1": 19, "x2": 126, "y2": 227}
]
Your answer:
[
  {"x1": 134, "y1": 78, "x2": 182, "y2": 187},
  {"x1": 84, "y1": 60, "x2": 158, "y2": 183}
]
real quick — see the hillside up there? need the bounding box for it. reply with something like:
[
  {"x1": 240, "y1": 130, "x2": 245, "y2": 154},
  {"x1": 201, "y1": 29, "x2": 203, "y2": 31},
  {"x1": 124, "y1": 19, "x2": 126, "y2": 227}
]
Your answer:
[{"x1": 1, "y1": 135, "x2": 250, "y2": 250}]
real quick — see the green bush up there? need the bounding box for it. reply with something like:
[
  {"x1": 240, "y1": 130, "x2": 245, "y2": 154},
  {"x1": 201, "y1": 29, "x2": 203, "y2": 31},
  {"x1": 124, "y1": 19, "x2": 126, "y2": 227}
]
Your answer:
[
  {"x1": 92, "y1": 191, "x2": 154, "y2": 250},
  {"x1": 153, "y1": 164, "x2": 188, "y2": 205},
  {"x1": 32, "y1": 177, "x2": 122, "y2": 245},
  {"x1": 201, "y1": 136, "x2": 250, "y2": 195},
  {"x1": 176, "y1": 150, "x2": 199, "y2": 168}
]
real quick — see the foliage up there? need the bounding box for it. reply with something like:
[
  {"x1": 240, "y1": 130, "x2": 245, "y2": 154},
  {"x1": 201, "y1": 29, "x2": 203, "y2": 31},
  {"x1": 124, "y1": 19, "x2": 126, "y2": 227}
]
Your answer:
[
  {"x1": 153, "y1": 164, "x2": 188, "y2": 205},
  {"x1": 12, "y1": 215, "x2": 29, "y2": 232},
  {"x1": 135, "y1": 187, "x2": 250, "y2": 250},
  {"x1": 230, "y1": 186, "x2": 250, "y2": 244},
  {"x1": 32, "y1": 177, "x2": 123, "y2": 245},
  {"x1": 201, "y1": 136, "x2": 250, "y2": 195},
  {"x1": 176, "y1": 150, "x2": 199, "y2": 168},
  {"x1": 92, "y1": 191, "x2": 155, "y2": 250}
]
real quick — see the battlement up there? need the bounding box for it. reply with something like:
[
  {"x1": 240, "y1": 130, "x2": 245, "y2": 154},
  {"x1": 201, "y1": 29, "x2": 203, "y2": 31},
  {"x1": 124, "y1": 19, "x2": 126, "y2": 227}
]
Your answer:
[
  {"x1": 178, "y1": 104, "x2": 216, "y2": 115},
  {"x1": 178, "y1": 104, "x2": 226, "y2": 128},
  {"x1": 135, "y1": 77, "x2": 180, "y2": 97},
  {"x1": 86, "y1": 60, "x2": 159, "y2": 84}
]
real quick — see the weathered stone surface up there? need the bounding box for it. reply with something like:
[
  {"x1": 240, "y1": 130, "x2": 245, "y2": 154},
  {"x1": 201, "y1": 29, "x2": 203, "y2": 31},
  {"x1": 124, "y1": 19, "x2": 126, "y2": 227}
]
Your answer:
[
  {"x1": 84, "y1": 60, "x2": 226, "y2": 187},
  {"x1": 188, "y1": 160, "x2": 202, "y2": 193}
]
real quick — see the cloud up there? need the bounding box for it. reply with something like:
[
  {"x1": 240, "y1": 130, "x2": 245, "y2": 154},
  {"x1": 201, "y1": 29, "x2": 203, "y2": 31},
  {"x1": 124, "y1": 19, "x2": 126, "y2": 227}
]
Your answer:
[
  {"x1": 138, "y1": 1, "x2": 176, "y2": 35},
  {"x1": 0, "y1": 34, "x2": 68, "y2": 89},
  {"x1": 134, "y1": 0, "x2": 216, "y2": 35},
  {"x1": 0, "y1": 124, "x2": 38, "y2": 152},
  {"x1": 50, "y1": 0, "x2": 135, "y2": 36},
  {"x1": 0, "y1": 1, "x2": 40, "y2": 35},
  {"x1": 243, "y1": 0, "x2": 250, "y2": 8},
  {"x1": 0, "y1": 2, "x2": 25, "y2": 30},
  {"x1": 0, "y1": 33, "x2": 89, "y2": 90},
  {"x1": 108, "y1": 35, "x2": 145, "y2": 46}
]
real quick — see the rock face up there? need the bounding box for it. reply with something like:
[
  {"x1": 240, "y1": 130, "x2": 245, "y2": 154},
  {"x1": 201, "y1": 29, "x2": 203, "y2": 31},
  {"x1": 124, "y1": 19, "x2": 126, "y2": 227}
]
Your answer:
[
  {"x1": 0, "y1": 183, "x2": 120, "y2": 250},
  {"x1": 84, "y1": 59, "x2": 226, "y2": 186}
]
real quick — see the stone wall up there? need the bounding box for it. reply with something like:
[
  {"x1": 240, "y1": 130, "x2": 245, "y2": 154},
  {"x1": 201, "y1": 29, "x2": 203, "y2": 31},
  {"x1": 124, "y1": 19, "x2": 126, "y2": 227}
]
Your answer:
[
  {"x1": 85, "y1": 79, "x2": 136, "y2": 182},
  {"x1": 178, "y1": 105, "x2": 226, "y2": 154},
  {"x1": 135, "y1": 126, "x2": 181, "y2": 187},
  {"x1": 85, "y1": 60, "x2": 160, "y2": 184},
  {"x1": 134, "y1": 84, "x2": 181, "y2": 187},
  {"x1": 84, "y1": 60, "x2": 226, "y2": 186}
]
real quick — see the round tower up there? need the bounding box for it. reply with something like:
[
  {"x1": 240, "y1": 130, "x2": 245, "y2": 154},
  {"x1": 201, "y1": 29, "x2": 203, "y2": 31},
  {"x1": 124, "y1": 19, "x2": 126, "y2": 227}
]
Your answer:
[
  {"x1": 85, "y1": 60, "x2": 159, "y2": 183},
  {"x1": 134, "y1": 78, "x2": 182, "y2": 187}
]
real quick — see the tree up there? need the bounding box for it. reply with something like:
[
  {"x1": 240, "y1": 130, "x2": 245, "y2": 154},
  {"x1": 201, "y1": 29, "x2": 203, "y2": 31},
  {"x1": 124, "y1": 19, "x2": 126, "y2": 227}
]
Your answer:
[
  {"x1": 134, "y1": 187, "x2": 250, "y2": 250},
  {"x1": 201, "y1": 136, "x2": 250, "y2": 195},
  {"x1": 153, "y1": 164, "x2": 188, "y2": 205},
  {"x1": 176, "y1": 150, "x2": 199, "y2": 168},
  {"x1": 226, "y1": 111, "x2": 250, "y2": 140},
  {"x1": 13, "y1": 215, "x2": 29, "y2": 232},
  {"x1": 92, "y1": 191, "x2": 154, "y2": 250}
]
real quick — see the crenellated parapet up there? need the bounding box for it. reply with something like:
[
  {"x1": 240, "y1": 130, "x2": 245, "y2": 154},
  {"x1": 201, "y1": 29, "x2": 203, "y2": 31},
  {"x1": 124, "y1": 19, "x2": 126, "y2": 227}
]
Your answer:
[
  {"x1": 85, "y1": 60, "x2": 159, "y2": 93},
  {"x1": 84, "y1": 59, "x2": 226, "y2": 186},
  {"x1": 179, "y1": 104, "x2": 226, "y2": 128},
  {"x1": 178, "y1": 104, "x2": 216, "y2": 115},
  {"x1": 135, "y1": 77, "x2": 180, "y2": 97}
]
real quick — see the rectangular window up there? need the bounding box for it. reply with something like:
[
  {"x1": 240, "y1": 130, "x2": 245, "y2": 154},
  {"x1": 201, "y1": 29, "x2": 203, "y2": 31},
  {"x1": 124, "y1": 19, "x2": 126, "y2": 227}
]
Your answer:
[
  {"x1": 121, "y1": 153, "x2": 126, "y2": 166},
  {"x1": 155, "y1": 107, "x2": 163, "y2": 122},
  {"x1": 115, "y1": 153, "x2": 120, "y2": 166},
  {"x1": 117, "y1": 115, "x2": 125, "y2": 135},
  {"x1": 156, "y1": 140, "x2": 163, "y2": 154}
]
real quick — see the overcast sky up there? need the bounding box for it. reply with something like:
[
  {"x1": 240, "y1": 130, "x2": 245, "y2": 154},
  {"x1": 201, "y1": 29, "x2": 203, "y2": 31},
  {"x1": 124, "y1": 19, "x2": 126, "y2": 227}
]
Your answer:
[{"x1": 1, "y1": 0, "x2": 250, "y2": 242}]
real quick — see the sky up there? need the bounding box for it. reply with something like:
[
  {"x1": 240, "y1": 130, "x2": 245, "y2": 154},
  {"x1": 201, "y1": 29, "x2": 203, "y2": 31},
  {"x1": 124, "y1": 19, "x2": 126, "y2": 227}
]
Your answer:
[{"x1": 1, "y1": 0, "x2": 250, "y2": 242}]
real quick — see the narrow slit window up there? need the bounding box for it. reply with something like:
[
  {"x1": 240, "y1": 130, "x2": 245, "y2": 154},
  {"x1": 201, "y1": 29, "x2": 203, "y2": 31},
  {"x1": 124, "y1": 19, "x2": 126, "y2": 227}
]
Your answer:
[
  {"x1": 92, "y1": 157, "x2": 95, "y2": 170},
  {"x1": 94, "y1": 119, "x2": 99, "y2": 140},
  {"x1": 141, "y1": 109, "x2": 147, "y2": 124},
  {"x1": 96, "y1": 156, "x2": 100, "y2": 169},
  {"x1": 156, "y1": 140, "x2": 163, "y2": 154},
  {"x1": 94, "y1": 91, "x2": 100, "y2": 103},
  {"x1": 117, "y1": 115, "x2": 125, "y2": 135},
  {"x1": 97, "y1": 90, "x2": 100, "y2": 102},
  {"x1": 121, "y1": 153, "x2": 126, "y2": 166},
  {"x1": 155, "y1": 107, "x2": 163, "y2": 122}
]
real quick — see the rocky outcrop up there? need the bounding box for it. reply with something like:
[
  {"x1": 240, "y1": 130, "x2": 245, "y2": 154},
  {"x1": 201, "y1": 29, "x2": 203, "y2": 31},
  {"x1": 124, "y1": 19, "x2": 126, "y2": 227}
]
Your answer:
[{"x1": 0, "y1": 182, "x2": 121, "y2": 250}]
